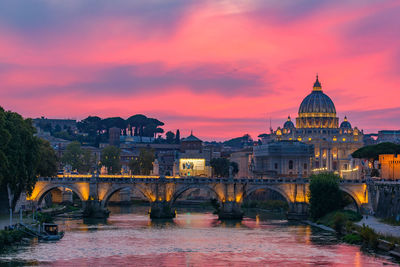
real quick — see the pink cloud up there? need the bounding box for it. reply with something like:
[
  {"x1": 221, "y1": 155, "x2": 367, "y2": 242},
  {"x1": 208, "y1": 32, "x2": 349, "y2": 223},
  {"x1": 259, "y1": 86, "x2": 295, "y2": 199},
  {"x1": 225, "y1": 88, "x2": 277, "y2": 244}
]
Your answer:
[{"x1": 0, "y1": 0, "x2": 399, "y2": 140}]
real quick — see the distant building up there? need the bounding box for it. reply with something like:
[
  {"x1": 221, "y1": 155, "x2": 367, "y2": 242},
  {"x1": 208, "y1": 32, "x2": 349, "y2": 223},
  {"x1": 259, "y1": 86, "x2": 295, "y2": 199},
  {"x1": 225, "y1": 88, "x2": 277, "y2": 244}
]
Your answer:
[
  {"x1": 230, "y1": 148, "x2": 253, "y2": 178},
  {"x1": 379, "y1": 154, "x2": 400, "y2": 180},
  {"x1": 177, "y1": 133, "x2": 212, "y2": 177},
  {"x1": 253, "y1": 141, "x2": 313, "y2": 178},
  {"x1": 377, "y1": 130, "x2": 400, "y2": 144},
  {"x1": 271, "y1": 76, "x2": 364, "y2": 177},
  {"x1": 109, "y1": 127, "x2": 121, "y2": 146}
]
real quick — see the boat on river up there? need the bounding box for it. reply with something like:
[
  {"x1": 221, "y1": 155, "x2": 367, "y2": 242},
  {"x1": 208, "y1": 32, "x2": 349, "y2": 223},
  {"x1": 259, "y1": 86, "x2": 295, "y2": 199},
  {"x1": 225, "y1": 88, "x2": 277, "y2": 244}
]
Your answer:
[
  {"x1": 18, "y1": 223, "x2": 64, "y2": 241},
  {"x1": 40, "y1": 223, "x2": 64, "y2": 241}
]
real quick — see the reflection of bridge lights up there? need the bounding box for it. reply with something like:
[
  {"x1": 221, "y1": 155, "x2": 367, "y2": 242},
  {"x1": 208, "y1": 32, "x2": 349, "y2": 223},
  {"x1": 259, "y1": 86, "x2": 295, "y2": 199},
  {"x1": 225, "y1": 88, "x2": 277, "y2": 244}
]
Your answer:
[
  {"x1": 311, "y1": 167, "x2": 328, "y2": 172},
  {"x1": 341, "y1": 167, "x2": 359, "y2": 173}
]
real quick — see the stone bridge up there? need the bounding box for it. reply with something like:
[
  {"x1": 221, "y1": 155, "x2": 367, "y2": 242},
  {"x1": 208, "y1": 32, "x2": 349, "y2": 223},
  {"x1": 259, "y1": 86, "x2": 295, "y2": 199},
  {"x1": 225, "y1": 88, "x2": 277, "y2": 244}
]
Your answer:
[{"x1": 27, "y1": 175, "x2": 369, "y2": 220}]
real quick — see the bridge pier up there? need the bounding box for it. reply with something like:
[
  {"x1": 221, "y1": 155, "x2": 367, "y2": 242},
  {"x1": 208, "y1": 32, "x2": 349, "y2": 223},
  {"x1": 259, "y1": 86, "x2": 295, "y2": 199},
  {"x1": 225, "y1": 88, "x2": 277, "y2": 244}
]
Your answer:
[
  {"x1": 149, "y1": 201, "x2": 176, "y2": 219},
  {"x1": 61, "y1": 189, "x2": 73, "y2": 204},
  {"x1": 83, "y1": 200, "x2": 110, "y2": 219},
  {"x1": 286, "y1": 202, "x2": 309, "y2": 220},
  {"x1": 218, "y1": 201, "x2": 244, "y2": 220}
]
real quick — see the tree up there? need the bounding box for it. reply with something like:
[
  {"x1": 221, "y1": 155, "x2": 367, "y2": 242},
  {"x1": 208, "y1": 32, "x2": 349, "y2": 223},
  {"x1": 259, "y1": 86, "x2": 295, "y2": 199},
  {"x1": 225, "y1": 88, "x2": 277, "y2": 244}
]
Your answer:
[
  {"x1": 308, "y1": 172, "x2": 342, "y2": 220},
  {"x1": 352, "y1": 142, "x2": 400, "y2": 162},
  {"x1": 62, "y1": 141, "x2": 83, "y2": 172},
  {"x1": 210, "y1": 158, "x2": 238, "y2": 177},
  {"x1": 127, "y1": 114, "x2": 147, "y2": 136},
  {"x1": 230, "y1": 161, "x2": 239, "y2": 176},
  {"x1": 100, "y1": 146, "x2": 121, "y2": 174},
  {"x1": 81, "y1": 149, "x2": 95, "y2": 173},
  {"x1": 175, "y1": 129, "x2": 180, "y2": 144},
  {"x1": 129, "y1": 148, "x2": 155, "y2": 175},
  {"x1": 165, "y1": 131, "x2": 175, "y2": 144},
  {"x1": 0, "y1": 108, "x2": 40, "y2": 211},
  {"x1": 352, "y1": 142, "x2": 400, "y2": 175},
  {"x1": 36, "y1": 139, "x2": 58, "y2": 177}
]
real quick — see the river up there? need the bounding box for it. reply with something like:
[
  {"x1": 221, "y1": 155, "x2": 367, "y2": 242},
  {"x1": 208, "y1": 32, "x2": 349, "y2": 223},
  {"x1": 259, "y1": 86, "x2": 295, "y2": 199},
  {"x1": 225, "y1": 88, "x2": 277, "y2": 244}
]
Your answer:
[{"x1": 0, "y1": 206, "x2": 398, "y2": 266}]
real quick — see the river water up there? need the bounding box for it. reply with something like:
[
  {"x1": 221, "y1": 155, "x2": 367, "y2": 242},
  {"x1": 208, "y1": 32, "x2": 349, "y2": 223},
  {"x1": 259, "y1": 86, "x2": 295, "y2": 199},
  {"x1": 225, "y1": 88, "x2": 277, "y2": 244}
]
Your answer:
[{"x1": 0, "y1": 206, "x2": 398, "y2": 266}]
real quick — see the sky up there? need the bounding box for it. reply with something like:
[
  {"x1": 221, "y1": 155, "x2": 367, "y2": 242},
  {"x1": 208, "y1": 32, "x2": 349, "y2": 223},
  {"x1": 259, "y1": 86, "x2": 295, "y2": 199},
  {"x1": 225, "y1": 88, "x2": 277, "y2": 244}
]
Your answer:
[{"x1": 0, "y1": 0, "x2": 399, "y2": 141}]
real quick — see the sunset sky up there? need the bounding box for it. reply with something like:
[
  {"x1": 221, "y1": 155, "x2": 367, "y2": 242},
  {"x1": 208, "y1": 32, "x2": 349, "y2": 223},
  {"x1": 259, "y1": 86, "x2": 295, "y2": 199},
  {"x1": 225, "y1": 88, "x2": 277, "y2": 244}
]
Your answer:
[{"x1": 0, "y1": 0, "x2": 399, "y2": 140}]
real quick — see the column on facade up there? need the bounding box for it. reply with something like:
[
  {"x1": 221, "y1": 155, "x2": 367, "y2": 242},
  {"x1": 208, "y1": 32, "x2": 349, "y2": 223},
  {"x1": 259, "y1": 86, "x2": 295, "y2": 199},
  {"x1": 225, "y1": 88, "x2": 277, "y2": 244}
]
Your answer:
[
  {"x1": 327, "y1": 148, "x2": 331, "y2": 171},
  {"x1": 319, "y1": 147, "x2": 323, "y2": 169}
]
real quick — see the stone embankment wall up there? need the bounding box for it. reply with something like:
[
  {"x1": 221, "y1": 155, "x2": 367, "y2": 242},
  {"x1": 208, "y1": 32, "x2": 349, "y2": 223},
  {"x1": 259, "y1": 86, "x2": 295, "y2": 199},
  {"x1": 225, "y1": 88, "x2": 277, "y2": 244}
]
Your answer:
[{"x1": 369, "y1": 181, "x2": 400, "y2": 218}]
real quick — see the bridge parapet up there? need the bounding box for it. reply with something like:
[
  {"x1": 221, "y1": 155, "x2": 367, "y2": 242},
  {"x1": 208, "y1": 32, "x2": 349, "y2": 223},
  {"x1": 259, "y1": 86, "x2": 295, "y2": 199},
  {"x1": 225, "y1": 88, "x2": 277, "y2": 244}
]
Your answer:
[{"x1": 32, "y1": 175, "x2": 369, "y2": 220}]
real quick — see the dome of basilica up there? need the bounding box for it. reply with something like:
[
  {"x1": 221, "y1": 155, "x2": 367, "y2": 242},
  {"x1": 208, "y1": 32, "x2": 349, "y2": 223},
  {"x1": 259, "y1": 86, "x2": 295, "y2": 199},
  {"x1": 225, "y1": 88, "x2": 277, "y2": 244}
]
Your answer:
[
  {"x1": 295, "y1": 76, "x2": 339, "y2": 129},
  {"x1": 340, "y1": 116, "x2": 352, "y2": 128},
  {"x1": 298, "y1": 76, "x2": 336, "y2": 115},
  {"x1": 283, "y1": 116, "x2": 295, "y2": 129}
]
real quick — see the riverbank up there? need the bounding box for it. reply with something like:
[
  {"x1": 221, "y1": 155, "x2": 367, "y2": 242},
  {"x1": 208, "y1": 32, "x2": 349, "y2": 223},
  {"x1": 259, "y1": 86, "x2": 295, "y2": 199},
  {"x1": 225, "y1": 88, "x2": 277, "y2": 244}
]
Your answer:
[
  {"x1": 356, "y1": 215, "x2": 400, "y2": 238},
  {"x1": 0, "y1": 228, "x2": 31, "y2": 249},
  {"x1": 303, "y1": 209, "x2": 400, "y2": 263}
]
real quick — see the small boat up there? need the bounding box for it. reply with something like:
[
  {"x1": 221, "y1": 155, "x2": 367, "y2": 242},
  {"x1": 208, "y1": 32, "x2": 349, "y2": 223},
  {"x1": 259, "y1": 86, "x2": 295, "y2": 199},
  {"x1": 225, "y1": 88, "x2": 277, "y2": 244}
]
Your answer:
[{"x1": 39, "y1": 223, "x2": 64, "y2": 241}]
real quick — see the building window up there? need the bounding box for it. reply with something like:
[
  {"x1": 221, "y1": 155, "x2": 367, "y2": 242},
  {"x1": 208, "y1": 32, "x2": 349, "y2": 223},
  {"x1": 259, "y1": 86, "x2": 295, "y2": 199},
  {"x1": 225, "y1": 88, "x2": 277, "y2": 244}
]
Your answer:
[
  {"x1": 344, "y1": 164, "x2": 348, "y2": 170},
  {"x1": 304, "y1": 163, "x2": 307, "y2": 170},
  {"x1": 289, "y1": 160, "x2": 293, "y2": 170},
  {"x1": 274, "y1": 163, "x2": 278, "y2": 169},
  {"x1": 333, "y1": 161, "x2": 337, "y2": 170}
]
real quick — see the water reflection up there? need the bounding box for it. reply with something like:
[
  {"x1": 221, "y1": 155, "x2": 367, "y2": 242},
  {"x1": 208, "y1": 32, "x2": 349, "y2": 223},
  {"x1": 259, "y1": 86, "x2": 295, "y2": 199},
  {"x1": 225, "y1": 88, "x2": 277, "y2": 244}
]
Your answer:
[{"x1": 0, "y1": 205, "x2": 398, "y2": 266}]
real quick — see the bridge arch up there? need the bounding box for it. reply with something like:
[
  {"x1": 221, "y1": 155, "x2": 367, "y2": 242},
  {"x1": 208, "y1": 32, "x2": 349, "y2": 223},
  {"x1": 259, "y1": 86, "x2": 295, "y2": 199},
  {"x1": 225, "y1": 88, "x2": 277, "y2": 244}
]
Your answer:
[
  {"x1": 35, "y1": 184, "x2": 85, "y2": 205},
  {"x1": 100, "y1": 184, "x2": 154, "y2": 208},
  {"x1": 172, "y1": 184, "x2": 221, "y2": 203},
  {"x1": 243, "y1": 185, "x2": 293, "y2": 206},
  {"x1": 339, "y1": 186, "x2": 362, "y2": 211}
]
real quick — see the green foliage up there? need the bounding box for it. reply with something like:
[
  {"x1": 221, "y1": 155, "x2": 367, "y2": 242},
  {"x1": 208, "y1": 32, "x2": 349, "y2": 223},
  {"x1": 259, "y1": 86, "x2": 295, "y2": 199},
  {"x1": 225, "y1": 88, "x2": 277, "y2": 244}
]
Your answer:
[
  {"x1": 333, "y1": 213, "x2": 346, "y2": 234},
  {"x1": 62, "y1": 141, "x2": 83, "y2": 171},
  {"x1": 100, "y1": 146, "x2": 121, "y2": 174},
  {"x1": 61, "y1": 141, "x2": 95, "y2": 173},
  {"x1": 223, "y1": 134, "x2": 253, "y2": 149},
  {"x1": 36, "y1": 212, "x2": 54, "y2": 223},
  {"x1": 80, "y1": 149, "x2": 95, "y2": 173},
  {"x1": 343, "y1": 233, "x2": 362, "y2": 244},
  {"x1": 210, "y1": 158, "x2": 239, "y2": 177},
  {"x1": 165, "y1": 131, "x2": 175, "y2": 144},
  {"x1": 0, "y1": 229, "x2": 29, "y2": 248},
  {"x1": 308, "y1": 172, "x2": 342, "y2": 219},
  {"x1": 317, "y1": 210, "x2": 363, "y2": 228},
  {"x1": 36, "y1": 139, "x2": 58, "y2": 177},
  {"x1": 352, "y1": 142, "x2": 400, "y2": 161},
  {"x1": 0, "y1": 107, "x2": 40, "y2": 210},
  {"x1": 175, "y1": 129, "x2": 180, "y2": 144},
  {"x1": 129, "y1": 148, "x2": 155, "y2": 175},
  {"x1": 359, "y1": 224, "x2": 379, "y2": 249}
]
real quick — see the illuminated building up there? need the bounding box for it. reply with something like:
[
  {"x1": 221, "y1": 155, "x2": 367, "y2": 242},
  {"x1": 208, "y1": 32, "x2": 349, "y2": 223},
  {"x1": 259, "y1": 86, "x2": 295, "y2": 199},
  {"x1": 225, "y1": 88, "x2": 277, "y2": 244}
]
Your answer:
[
  {"x1": 229, "y1": 147, "x2": 253, "y2": 178},
  {"x1": 379, "y1": 154, "x2": 400, "y2": 180},
  {"x1": 174, "y1": 132, "x2": 212, "y2": 177},
  {"x1": 271, "y1": 76, "x2": 364, "y2": 178},
  {"x1": 253, "y1": 141, "x2": 313, "y2": 178}
]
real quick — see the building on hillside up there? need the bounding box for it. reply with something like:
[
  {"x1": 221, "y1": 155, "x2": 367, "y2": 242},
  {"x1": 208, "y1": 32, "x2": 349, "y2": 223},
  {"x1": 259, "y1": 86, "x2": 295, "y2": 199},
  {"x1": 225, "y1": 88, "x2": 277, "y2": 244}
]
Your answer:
[
  {"x1": 155, "y1": 150, "x2": 178, "y2": 176},
  {"x1": 377, "y1": 130, "x2": 400, "y2": 144},
  {"x1": 109, "y1": 127, "x2": 121, "y2": 146},
  {"x1": 379, "y1": 154, "x2": 400, "y2": 180},
  {"x1": 271, "y1": 75, "x2": 364, "y2": 178},
  {"x1": 253, "y1": 141, "x2": 313, "y2": 178},
  {"x1": 229, "y1": 147, "x2": 253, "y2": 178},
  {"x1": 177, "y1": 132, "x2": 212, "y2": 177}
]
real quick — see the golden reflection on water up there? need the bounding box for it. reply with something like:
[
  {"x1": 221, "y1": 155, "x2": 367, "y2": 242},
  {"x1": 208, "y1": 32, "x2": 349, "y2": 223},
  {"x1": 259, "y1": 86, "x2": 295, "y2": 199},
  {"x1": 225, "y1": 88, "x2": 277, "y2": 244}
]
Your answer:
[{"x1": 2, "y1": 206, "x2": 398, "y2": 267}]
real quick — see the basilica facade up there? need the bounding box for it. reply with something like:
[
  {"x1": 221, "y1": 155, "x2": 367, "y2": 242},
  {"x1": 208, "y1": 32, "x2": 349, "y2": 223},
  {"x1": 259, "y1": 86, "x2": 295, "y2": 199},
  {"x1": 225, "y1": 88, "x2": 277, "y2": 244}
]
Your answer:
[{"x1": 271, "y1": 76, "x2": 364, "y2": 178}]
